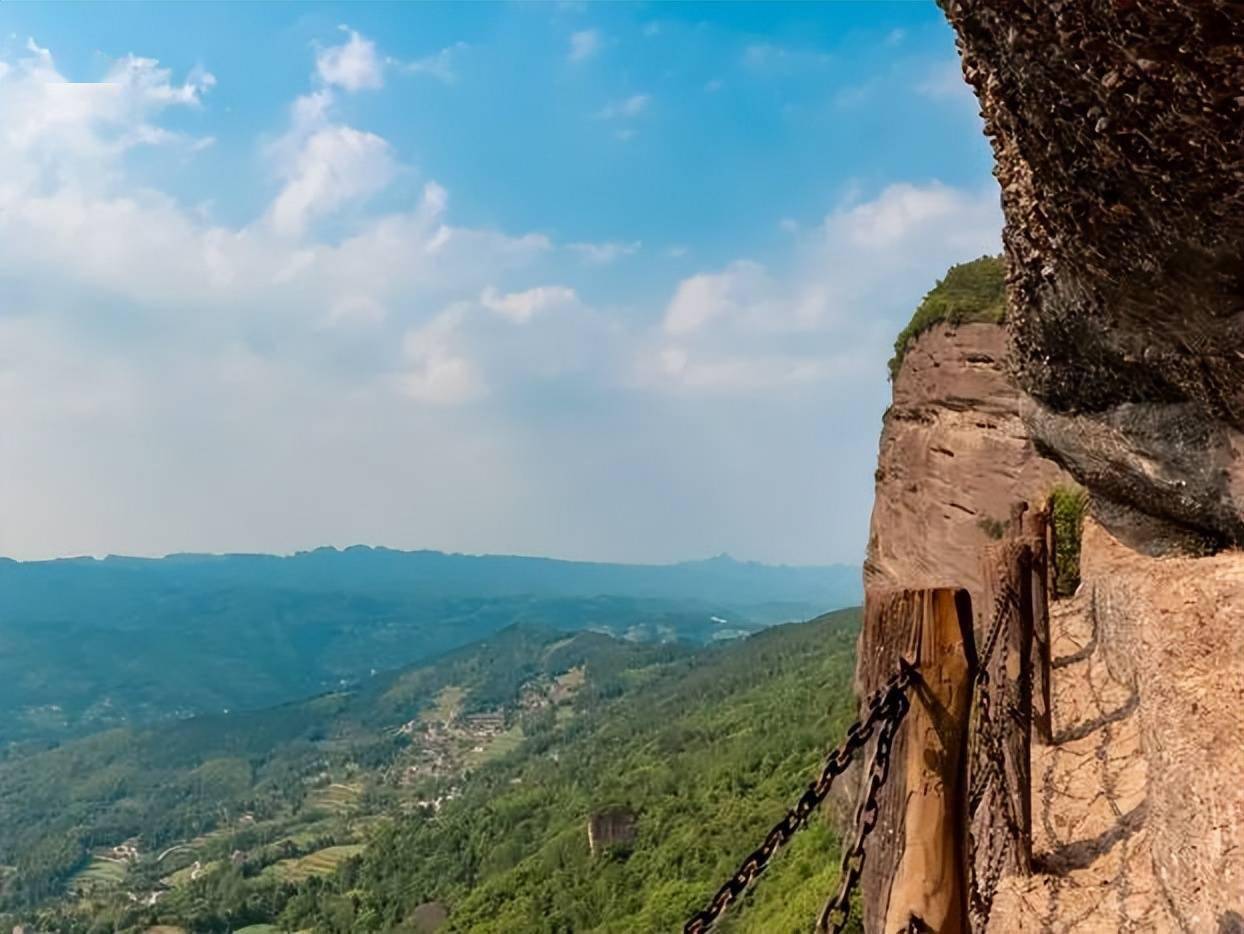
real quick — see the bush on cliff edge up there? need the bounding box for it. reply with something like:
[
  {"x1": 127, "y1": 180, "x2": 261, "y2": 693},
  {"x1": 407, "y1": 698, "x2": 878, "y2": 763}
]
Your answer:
[{"x1": 888, "y1": 255, "x2": 1006, "y2": 378}]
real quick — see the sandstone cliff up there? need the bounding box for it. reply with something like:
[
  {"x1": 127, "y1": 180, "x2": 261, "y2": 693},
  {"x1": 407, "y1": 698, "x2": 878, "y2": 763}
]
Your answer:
[
  {"x1": 859, "y1": 317, "x2": 1066, "y2": 930},
  {"x1": 858, "y1": 4, "x2": 1244, "y2": 930},
  {"x1": 865, "y1": 320, "x2": 1065, "y2": 609}
]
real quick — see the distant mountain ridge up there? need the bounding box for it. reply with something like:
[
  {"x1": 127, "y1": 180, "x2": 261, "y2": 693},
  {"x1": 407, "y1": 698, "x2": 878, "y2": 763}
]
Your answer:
[
  {"x1": 0, "y1": 546, "x2": 860, "y2": 749},
  {"x1": 0, "y1": 545, "x2": 858, "y2": 608}
]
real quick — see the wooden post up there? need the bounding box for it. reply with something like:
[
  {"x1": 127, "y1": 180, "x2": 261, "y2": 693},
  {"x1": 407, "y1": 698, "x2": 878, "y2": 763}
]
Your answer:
[
  {"x1": 978, "y1": 539, "x2": 1034, "y2": 876},
  {"x1": 1028, "y1": 508, "x2": 1053, "y2": 746},
  {"x1": 883, "y1": 589, "x2": 973, "y2": 934}
]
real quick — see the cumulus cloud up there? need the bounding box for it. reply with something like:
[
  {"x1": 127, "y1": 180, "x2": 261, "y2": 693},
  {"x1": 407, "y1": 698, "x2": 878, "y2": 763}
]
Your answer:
[
  {"x1": 316, "y1": 27, "x2": 384, "y2": 92},
  {"x1": 267, "y1": 123, "x2": 395, "y2": 237},
  {"x1": 645, "y1": 181, "x2": 1001, "y2": 395},
  {"x1": 567, "y1": 240, "x2": 640, "y2": 264},
  {"x1": 396, "y1": 41, "x2": 469, "y2": 84},
  {"x1": 838, "y1": 181, "x2": 999, "y2": 250},
  {"x1": 0, "y1": 38, "x2": 213, "y2": 186},
  {"x1": 596, "y1": 94, "x2": 649, "y2": 119},
  {"x1": 400, "y1": 310, "x2": 486, "y2": 404},
  {"x1": 481, "y1": 285, "x2": 578, "y2": 323},
  {"x1": 568, "y1": 29, "x2": 600, "y2": 63},
  {"x1": 662, "y1": 261, "x2": 769, "y2": 336},
  {"x1": 0, "y1": 33, "x2": 1004, "y2": 567}
]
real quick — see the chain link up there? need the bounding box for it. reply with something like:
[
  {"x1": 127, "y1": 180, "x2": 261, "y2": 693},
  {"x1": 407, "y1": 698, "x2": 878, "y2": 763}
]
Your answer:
[
  {"x1": 682, "y1": 661, "x2": 916, "y2": 934},
  {"x1": 683, "y1": 575, "x2": 1023, "y2": 934},
  {"x1": 816, "y1": 683, "x2": 907, "y2": 932},
  {"x1": 967, "y1": 573, "x2": 1022, "y2": 931}
]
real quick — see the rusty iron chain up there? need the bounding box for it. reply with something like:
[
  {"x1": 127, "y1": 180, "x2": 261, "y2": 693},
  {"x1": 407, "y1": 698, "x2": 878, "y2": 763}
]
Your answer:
[
  {"x1": 977, "y1": 577, "x2": 1017, "y2": 674},
  {"x1": 682, "y1": 660, "x2": 916, "y2": 934},
  {"x1": 966, "y1": 575, "x2": 1023, "y2": 931},
  {"x1": 816, "y1": 682, "x2": 907, "y2": 932}
]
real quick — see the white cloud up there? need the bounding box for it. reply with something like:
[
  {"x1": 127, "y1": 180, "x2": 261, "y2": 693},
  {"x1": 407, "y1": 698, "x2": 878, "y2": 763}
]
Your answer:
[
  {"x1": 0, "y1": 35, "x2": 1004, "y2": 567},
  {"x1": 838, "y1": 181, "x2": 993, "y2": 248},
  {"x1": 742, "y1": 42, "x2": 830, "y2": 72},
  {"x1": 106, "y1": 54, "x2": 215, "y2": 106},
  {"x1": 0, "y1": 38, "x2": 212, "y2": 187},
  {"x1": 316, "y1": 27, "x2": 383, "y2": 92},
  {"x1": 396, "y1": 42, "x2": 468, "y2": 84},
  {"x1": 663, "y1": 261, "x2": 768, "y2": 336},
  {"x1": 268, "y1": 124, "x2": 395, "y2": 237},
  {"x1": 916, "y1": 59, "x2": 973, "y2": 105},
  {"x1": 568, "y1": 240, "x2": 640, "y2": 264},
  {"x1": 596, "y1": 94, "x2": 649, "y2": 119},
  {"x1": 568, "y1": 29, "x2": 600, "y2": 63},
  {"x1": 480, "y1": 285, "x2": 577, "y2": 323},
  {"x1": 646, "y1": 181, "x2": 1001, "y2": 394},
  {"x1": 400, "y1": 311, "x2": 486, "y2": 404}
]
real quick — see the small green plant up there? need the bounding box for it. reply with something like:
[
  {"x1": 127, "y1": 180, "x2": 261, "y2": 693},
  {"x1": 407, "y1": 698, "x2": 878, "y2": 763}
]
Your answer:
[
  {"x1": 977, "y1": 516, "x2": 1007, "y2": 540},
  {"x1": 889, "y1": 255, "x2": 1007, "y2": 378},
  {"x1": 1050, "y1": 485, "x2": 1088, "y2": 597}
]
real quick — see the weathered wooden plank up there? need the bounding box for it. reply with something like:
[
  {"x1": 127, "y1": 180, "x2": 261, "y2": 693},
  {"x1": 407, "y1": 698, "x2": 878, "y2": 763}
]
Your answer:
[
  {"x1": 857, "y1": 589, "x2": 918, "y2": 933},
  {"x1": 976, "y1": 539, "x2": 1034, "y2": 880},
  {"x1": 882, "y1": 588, "x2": 973, "y2": 934}
]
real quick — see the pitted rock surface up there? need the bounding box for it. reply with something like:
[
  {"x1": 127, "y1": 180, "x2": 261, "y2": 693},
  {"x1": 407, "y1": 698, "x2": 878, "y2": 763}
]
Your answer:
[
  {"x1": 865, "y1": 321, "x2": 1065, "y2": 610},
  {"x1": 941, "y1": 0, "x2": 1244, "y2": 541}
]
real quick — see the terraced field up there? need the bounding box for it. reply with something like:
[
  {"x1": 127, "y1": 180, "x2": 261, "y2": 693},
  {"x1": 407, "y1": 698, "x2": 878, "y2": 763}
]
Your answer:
[
  {"x1": 423, "y1": 685, "x2": 464, "y2": 724},
  {"x1": 162, "y1": 859, "x2": 220, "y2": 888},
  {"x1": 306, "y1": 781, "x2": 361, "y2": 814},
  {"x1": 266, "y1": 844, "x2": 364, "y2": 883},
  {"x1": 466, "y1": 723, "x2": 524, "y2": 765},
  {"x1": 68, "y1": 857, "x2": 126, "y2": 895}
]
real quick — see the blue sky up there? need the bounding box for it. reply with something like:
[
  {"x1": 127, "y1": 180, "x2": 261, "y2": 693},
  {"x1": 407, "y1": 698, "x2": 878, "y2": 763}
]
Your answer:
[{"x1": 0, "y1": 2, "x2": 1000, "y2": 565}]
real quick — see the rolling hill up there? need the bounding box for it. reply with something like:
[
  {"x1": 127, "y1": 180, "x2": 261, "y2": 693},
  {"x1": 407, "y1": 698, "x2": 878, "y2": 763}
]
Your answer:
[
  {"x1": 5, "y1": 609, "x2": 865, "y2": 934},
  {"x1": 0, "y1": 548, "x2": 859, "y2": 748}
]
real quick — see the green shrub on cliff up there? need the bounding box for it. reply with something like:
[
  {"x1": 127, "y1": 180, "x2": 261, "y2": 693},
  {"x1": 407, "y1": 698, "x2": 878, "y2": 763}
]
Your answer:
[
  {"x1": 889, "y1": 255, "x2": 1006, "y2": 378},
  {"x1": 1050, "y1": 485, "x2": 1088, "y2": 597}
]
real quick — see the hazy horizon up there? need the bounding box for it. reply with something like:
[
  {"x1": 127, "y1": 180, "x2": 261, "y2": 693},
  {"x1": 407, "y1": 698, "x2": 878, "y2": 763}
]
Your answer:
[
  {"x1": 1, "y1": 541, "x2": 857, "y2": 569},
  {"x1": 0, "y1": 2, "x2": 999, "y2": 565}
]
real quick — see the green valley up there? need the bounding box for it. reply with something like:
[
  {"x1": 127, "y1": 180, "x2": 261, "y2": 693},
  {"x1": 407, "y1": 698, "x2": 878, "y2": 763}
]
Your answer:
[
  {"x1": 4, "y1": 609, "x2": 865, "y2": 934},
  {"x1": 0, "y1": 549, "x2": 858, "y2": 749}
]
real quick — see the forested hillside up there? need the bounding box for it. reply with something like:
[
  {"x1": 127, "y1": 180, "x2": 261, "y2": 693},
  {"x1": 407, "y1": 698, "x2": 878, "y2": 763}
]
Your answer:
[
  {"x1": 10, "y1": 609, "x2": 864, "y2": 933},
  {"x1": 0, "y1": 549, "x2": 859, "y2": 747},
  {"x1": 0, "y1": 625, "x2": 688, "y2": 909}
]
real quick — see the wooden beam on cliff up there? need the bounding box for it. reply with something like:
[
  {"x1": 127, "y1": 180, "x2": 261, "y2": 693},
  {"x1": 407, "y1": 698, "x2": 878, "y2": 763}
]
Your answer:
[
  {"x1": 882, "y1": 588, "x2": 973, "y2": 934},
  {"x1": 1029, "y1": 505, "x2": 1053, "y2": 746},
  {"x1": 972, "y1": 535, "x2": 1035, "y2": 885}
]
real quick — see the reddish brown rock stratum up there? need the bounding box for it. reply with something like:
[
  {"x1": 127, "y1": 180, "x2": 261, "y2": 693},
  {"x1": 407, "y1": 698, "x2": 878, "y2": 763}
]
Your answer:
[{"x1": 865, "y1": 321, "x2": 1064, "y2": 607}]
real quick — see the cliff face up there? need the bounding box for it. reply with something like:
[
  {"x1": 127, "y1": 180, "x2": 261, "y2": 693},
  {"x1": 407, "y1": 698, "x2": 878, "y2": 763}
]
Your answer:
[
  {"x1": 859, "y1": 320, "x2": 1066, "y2": 929},
  {"x1": 865, "y1": 321, "x2": 1064, "y2": 614},
  {"x1": 863, "y1": 317, "x2": 1244, "y2": 932},
  {"x1": 858, "y1": 4, "x2": 1244, "y2": 929},
  {"x1": 940, "y1": 0, "x2": 1244, "y2": 544}
]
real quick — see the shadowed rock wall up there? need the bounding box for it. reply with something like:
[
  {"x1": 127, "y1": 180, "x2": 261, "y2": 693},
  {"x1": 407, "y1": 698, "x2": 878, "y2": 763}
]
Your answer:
[
  {"x1": 930, "y1": 3, "x2": 1244, "y2": 928},
  {"x1": 942, "y1": 0, "x2": 1244, "y2": 543}
]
